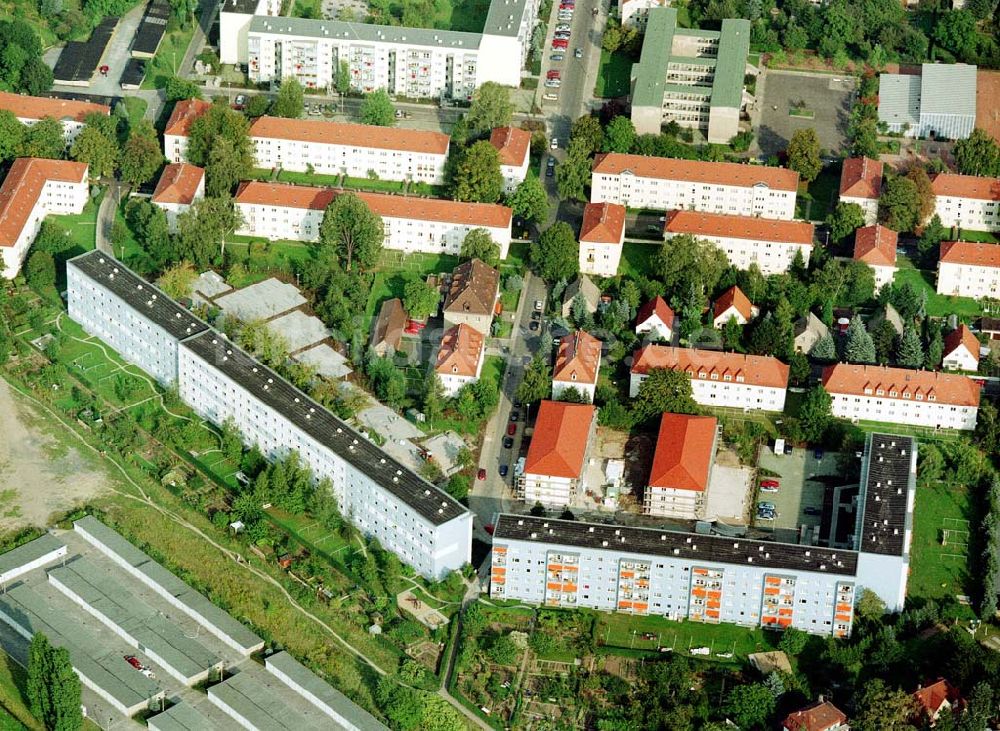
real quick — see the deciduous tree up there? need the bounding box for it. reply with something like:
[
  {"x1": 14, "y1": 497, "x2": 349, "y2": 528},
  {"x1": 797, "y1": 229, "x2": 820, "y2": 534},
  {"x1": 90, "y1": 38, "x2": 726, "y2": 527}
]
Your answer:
[
  {"x1": 724, "y1": 682, "x2": 775, "y2": 730},
  {"x1": 26, "y1": 251, "x2": 56, "y2": 290},
  {"x1": 271, "y1": 77, "x2": 304, "y2": 118},
  {"x1": 516, "y1": 353, "x2": 551, "y2": 405},
  {"x1": 602, "y1": 116, "x2": 636, "y2": 153},
  {"x1": 531, "y1": 222, "x2": 578, "y2": 282},
  {"x1": 786, "y1": 127, "x2": 822, "y2": 182},
  {"x1": 507, "y1": 176, "x2": 549, "y2": 223},
  {"x1": 70, "y1": 114, "x2": 119, "y2": 178},
  {"x1": 555, "y1": 137, "x2": 592, "y2": 202},
  {"x1": 360, "y1": 89, "x2": 395, "y2": 126},
  {"x1": 318, "y1": 193, "x2": 384, "y2": 271},
  {"x1": 879, "y1": 175, "x2": 920, "y2": 232},
  {"x1": 460, "y1": 228, "x2": 500, "y2": 266},
  {"x1": 570, "y1": 114, "x2": 604, "y2": 155},
  {"x1": 176, "y1": 196, "x2": 241, "y2": 267},
  {"x1": 657, "y1": 234, "x2": 728, "y2": 302},
  {"x1": 0, "y1": 110, "x2": 26, "y2": 163},
  {"x1": 854, "y1": 678, "x2": 916, "y2": 731},
  {"x1": 186, "y1": 99, "x2": 253, "y2": 169},
  {"x1": 632, "y1": 368, "x2": 699, "y2": 425},
  {"x1": 954, "y1": 128, "x2": 1000, "y2": 177},
  {"x1": 119, "y1": 120, "x2": 163, "y2": 187},
  {"x1": 827, "y1": 201, "x2": 866, "y2": 244},
  {"x1": 466, "y1": 82, "x2": 513, "y2": 136},
  {"x1": 452, "y1": 141, "x2": 503, "y2": 203},
  {"x1": 402, "y1": 277, "x2": 439, "y2": 319},
  {"x1": 907, "y1": 165, "x2": 935, "y2": 226},
  {"x1": 799, "y1": 385, "x2": 832, "y2": 442}
]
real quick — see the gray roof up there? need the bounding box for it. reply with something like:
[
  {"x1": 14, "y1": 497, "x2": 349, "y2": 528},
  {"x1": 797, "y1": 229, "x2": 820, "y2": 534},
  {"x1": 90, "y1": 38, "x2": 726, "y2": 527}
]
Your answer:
[
  {"x1": 482, "y1": 0, "x2": 534, "y2": 37},
  {"x1": 210, "y1": 672, "x2": 326, "y2": 731},
  {"x1": 248, "y1": 16, "x2": 483, "y2": 50},
  {"x1": 563, "y1": 275, "x2": 600, "y2": 307},
  {"x1": 711, "y1": 18, "x2": 751, "y2": 109},
  {"x1": 0, "y1": 534, "x2": 64, "y2": 578},
  {"x1": 878, "y1": 73, "x2": 920, "y2": 128},
  {"x1": 857, "y1": 434, "x2": 916, "y2": 557},
  {"x1": 148, "y1": 702, "x2": 217, "y2": 731},
  {"x1": 920, "y1": 62, "x2": 977, "y2": 118},
  {"x1": 265, "y1": 652, "x2": 388, "y2": 731}
]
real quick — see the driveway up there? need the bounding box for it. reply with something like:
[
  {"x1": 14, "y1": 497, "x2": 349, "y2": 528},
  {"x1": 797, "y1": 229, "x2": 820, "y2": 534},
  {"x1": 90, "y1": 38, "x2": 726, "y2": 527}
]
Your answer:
[{"x1": 754, "y1": 70, "x2": 855, "y2": 157}]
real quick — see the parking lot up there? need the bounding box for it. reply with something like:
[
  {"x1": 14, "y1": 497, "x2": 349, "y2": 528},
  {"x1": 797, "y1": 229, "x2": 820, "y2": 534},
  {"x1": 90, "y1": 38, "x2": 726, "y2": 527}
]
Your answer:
[
  {"x1": 754, "y1": 446, "x2": 842, "y2": 543},
  {"x1": 756, "y1": 71, "x2": 855, "y2": 157}
]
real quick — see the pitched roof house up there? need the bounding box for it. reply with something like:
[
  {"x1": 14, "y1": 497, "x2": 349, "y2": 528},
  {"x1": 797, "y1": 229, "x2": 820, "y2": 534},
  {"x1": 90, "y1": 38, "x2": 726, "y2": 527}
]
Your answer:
[
  {"x1": 644, "y1": 413, "x2": 718, "y2": 519},
  {"x1": 552, "y1": 330, "x2": 602, "y2": 401},
  {"x1": 579, "y1": 201, "x2": 626, "y2": 277},
  {"x1": 793, "y1": 312, "x2": 830, "y2": 354},
  {"x1": 854, "y1": 224, "x2": 898, "y2": 289},
  {"x1": 370, "y1": 298, "x2": 406, "y2": 356},
  {"x1": 435, "y1": 323, "x2": 485, "y2": 397},
  {"x1": 562, "y1": 275, "x2": 601, "y2": 318},
  {"x1": 635, "y1": 296, "x2": 676, "y2": 342},
  {"x1": 781, "y1": 699, "x2": 849, "y2": 731},
  {"x1": 443, "y1": 258, "x2": 500, "y2": 335},
  {"x1": 712, "y1": 285, "x2": 758, "y2": 328},
  {"x1": 524, "y1": 401, "x2": 597, "y2": 480},
  {"x1": 913, "y1": 679, "x2": 961, "y2": 726},
  {"x1": 942, "y1": 323, "x2": 980, "y2": 371}
]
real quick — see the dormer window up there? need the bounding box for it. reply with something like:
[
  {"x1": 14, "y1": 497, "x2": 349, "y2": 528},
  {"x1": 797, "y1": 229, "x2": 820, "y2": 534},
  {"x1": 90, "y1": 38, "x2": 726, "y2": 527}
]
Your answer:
[
  {"x1": 736, "y1": 375, "x2": 745, "y2": 383},
  {"x1": 876, "y1": 389, "x2": 884, "y2": 396},
  {"x1": 929, "y1": 394, "x2": 936, "y2": 401},
  {"x1": 864, "y1": 388, "x2": 873, "y2": 395},
  {"x1": 571, "y1": 373, "x2": 577, "y2": 380},
  {"x1": 724, "y1": 374, "x2": 732, "y2": 381},
  {"x1": 889, "y1": 390, "x2": 897, "y2": 397},
  {"x1": 916, "y1": 393, "x2": 924, "y2": 400},
  {"x1": 903, "y1": 391, "x2": 910, "y2": 399},
  {"x1": 452, "y1": 366, "x2": 458, "y2": 373},
  {"x1": 711, "y1": 373, "x2": 718, "y2": 380},
  {"x1": 699, "y1": 371, "x2": 707, "y2": 379}
]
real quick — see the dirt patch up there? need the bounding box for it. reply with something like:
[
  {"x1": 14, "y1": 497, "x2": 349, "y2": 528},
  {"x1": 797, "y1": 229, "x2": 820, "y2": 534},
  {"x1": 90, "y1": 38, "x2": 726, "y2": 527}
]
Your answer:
[{"x1": 0, "y1": 379, "x2": 111, "y2": 529}]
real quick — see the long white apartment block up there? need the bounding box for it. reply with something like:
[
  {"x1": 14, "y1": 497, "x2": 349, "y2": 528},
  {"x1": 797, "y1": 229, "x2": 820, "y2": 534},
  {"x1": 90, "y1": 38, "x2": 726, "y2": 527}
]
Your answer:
[
  {"x1": 1, "y1": 158, "x2": 89, "y2": 280},
  {"x1": 822, "y1": 364, "x2": 980, "y2": 431},
  {"x1": 250, "y1": 116, "x2": 449, "y2": 183},
  {"x1": 931, "y1": 173, "x2": 1000, "y2": 231},
  {"x1": 66, "y1": 252, "x2": 473, "y2": 580},
  {"x1": 221, "y1": 0, "x2": 537, "y2": 97},
  {"x1": 663, "y1": 209, "x2": 814, "y2": 274},
  {"x1": 492, "y1": 434, "x2": 916, "y2": 637},
  {"x1": 235, "y1": 181, "x2": 512, "y2": 258},
  {"x1": 937, "y1": 240, "x2": 1000, "y2": 298},
  {"x1": 591, "y1": 153, "x2": 798, "y2": 220},
  {"x1": 0, "y1": 91, "x2": 110, "y2": 146},
  {"x1": 630, "y1": 345, "x2": 789, "y2": 412}
]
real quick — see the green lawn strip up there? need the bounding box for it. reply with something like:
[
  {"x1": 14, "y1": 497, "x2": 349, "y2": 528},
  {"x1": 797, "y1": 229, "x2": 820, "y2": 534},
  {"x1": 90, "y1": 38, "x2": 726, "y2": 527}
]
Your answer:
[
  {"x1": 502, "y1": 242, "x2": 531, "y2": 273},
  {"x1": 803, "y1": 166, "x2": 840, "y2": 220},
  {"x1": 50, "y1": 197, "x2": 101, "y2": 252},
  {"x1": 893, "y1": 260, "x2": 982, "y2": 318},
  {"x1": 595, "y1": 50, "x2": 634, "y2": 98},
  {"x1": 619, "y1": 241, "x2": 659, "y2": 278},
  {"x1": 141, "y1": 20, "x2": 197, "y2": 89},
  {"x1": 433, "y1": 0, "x2": 490, "y2": 32},
  {"x1": 908, "y1": 481, "x2": 975, "y2": 610},
  {"x1": 122, "y1": 96, "x2": 148, "y2": 127},
  {"x1": 850, "y1": 419, "x2": 962, "y2": 442},
  {"x1": 341, "y1": 177, "x2": 406, "y2": 194},
  {"x1": 953, "y1": 229, "x2": 999, "y2": 243},
  {"x1": 595, "y1": 612, "x2": 776, "y2": 662},
  {"x1": 0, "y1": 654, "x2": 41, "y2": 731}
]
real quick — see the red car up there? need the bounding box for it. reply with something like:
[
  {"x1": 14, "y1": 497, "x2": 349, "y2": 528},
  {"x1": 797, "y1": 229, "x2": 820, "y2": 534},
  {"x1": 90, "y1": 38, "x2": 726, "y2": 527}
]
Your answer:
[
  {"x1": 507, "y1": 423, "x2": 517, "y2": 436},
  {"x1": 552, "y1": 39, "x2": 569, "y2": 49},
  {"x1": 760, "y1": 479, "x2": 779, "y2": 488},
  {"x1": 547, "y1": 70, "x2": 561, "y2": 79},
  {"x1": 477, "y1": 468, "x2": 487, "y2": 480},
  {"x1": 124, "y1": 656, "x2": 142, "y2": 670}
]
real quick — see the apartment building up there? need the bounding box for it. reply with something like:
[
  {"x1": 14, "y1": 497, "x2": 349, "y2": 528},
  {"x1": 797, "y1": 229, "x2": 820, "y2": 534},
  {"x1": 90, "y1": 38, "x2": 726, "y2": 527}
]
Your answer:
[
  {"x1": 249, "y1": 116, "x2": 450, "y2": 183},
  {"x1": 629, "y1": 8, "x2": 751, "y2": 144},
  {"x1": 234, "y1": 181, "x2": 513, "y2": 258},
  {"x1": 222, "y1": 0, "x2": 538, "y2": 97},
  {"x1": 853, "y1": 224, "x2": 898, "y2": 290},
  {"x1": 435, "y1": 323, "x2": 485, "y2": 397},
  {"x1": 635, "y1": 296, "x2": 675, "y2": 342},
  {"x1": 519, "y1": 401, "x2": 597, "y2": 507},
  {"x1": 163, "y1": 98, "x2": 211, "y2": 164},
  {"x1": 644, "y1": 413, "x2": 717, "y2": 519},
  {"x1": 490, "y1": 126, "x2": 531, "y2": 193},
  {"x1": 1, "y1": 158, "x2": 89, "y2": 280},
  {"x1": 552, "y1": 330, "x2": 601, "y2": 402},
  {"x1": 712, "y1": 285, "x2": 757, "y2": 328},
  {"x1": 931, "y1": 173, "x2": 1000, "y2": 231},
  {"x1": 443, "y1": 258, "x2": 499, "y2": 335},
  {"x1": 0, "y1": 91, "x2": 110, "y2": 146},
  {"x1": 822, "y1": 363, "x2": 980, "y2": 430},
  {"x1": 491, "y1": 433, "x2": 915, "y2": 636},
  {"x1": 66, "y1": 251, "x2": 474, "y2": 580},
  {"x1": 591, "y1": 153, "x2": 798, "y2": 220},
  {"x1": 664, "y1": 209, "x2": 813, "y2": 275},
  {"x1": 578, "y1": 201, "x2": 626, "y2": 277},
  {"x1": 942, "y1": 324, "x2": 980, "y2": 372},
  {"x1": 619, "y1": 0, "x2": 668, "y2": 28},
  {"x1": 839, "y1": 157, "x2": 883, "y2": 225},
  {"x1": 630, "y1": 345, "x2": 789, "y2": 412},
  {"x1": 936, "y1": 240, "x2": 1000, "y2": 298},
  {"x1": 151, "y1": 163, "x2": 205, "y2": 232}
]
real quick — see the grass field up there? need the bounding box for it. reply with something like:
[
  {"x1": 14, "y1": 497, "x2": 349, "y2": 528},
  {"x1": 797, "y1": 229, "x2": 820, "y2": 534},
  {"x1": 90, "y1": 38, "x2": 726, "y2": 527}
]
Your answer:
[
  {"x1": 142, "y1": 20, "x2": 197, "y2": 89},
  {"x1": 595, "y1": 612, "x2": 777, "y2": 662},
  {"x1": 121, "y1": 97, "x2": 148, "y2": 127},
  {"x1": 796, "y1": 166, "x2": 840, "y2": 221},
  {"x1": 909, "y1": 481, "x2": 974, "y2": 607},
  {"x1": 895, "y1": 256, "x2": 983, "y2": 318},
  {"x1": 619, "y1": 241, "x2": 659, "y2": 278},
  {"x1": 595, "y1": 50, "x2": 635, "y2": 98},
  {"x1": 955, "y1": 229, "x2": 999, "y2": 243},
  {"x1": 432, "y1": 0, "x2": 491, "y2": 32},
  {"x1": 267, "y1": 507, "x2": 353, "y2": 559},
  {"x1": 50, "y1": 196, "x2": 100, "y2": 252}
]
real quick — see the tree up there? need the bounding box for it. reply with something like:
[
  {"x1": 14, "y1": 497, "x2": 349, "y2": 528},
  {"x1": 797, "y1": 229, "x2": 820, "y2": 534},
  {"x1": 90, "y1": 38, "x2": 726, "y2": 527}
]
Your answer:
[
  {"x1": 658, "y1": 234, "x2": 728, "y2": 301},
  {"x1": 879, "y1": 175, "x2": 920, "y2": 232},
  {"x1": 186, "y1": 99, "x2": 253, "y2": 169},
  {"x1": 854, "y1": 678, "x2": 917, "y2": 731},
  {"x1": 516, "y1": 353, "x2": 551, "y2": 405},
  {"x1": 206, "y1": 137, "x2": 250, "y2": 197},
  {"x1": 907, "y1": 165, "x2": 935, "y2": 226},
  {"x1": 70, "y1": 115, "x2": 120, "y2": 178},
  {"x1": 164, "y1": 76, "x2": 202, "y2": 102},
  {"x1": 827, "y1": 202, "x2": 866, "y2": 244},
  {"x1": 452, "y1": 141, "x2": 503, "y2": 203},
  {"x1": 570, "y1": 114, "x2": 604, "y2": 155},
  {"x1": 933, "y1": 9, "x2": 980, "y2": 62},
  {"x1": 896, "y1": 326, "x2": 924, "y2": 368},
  {"x1": 722, "y1": 316, "x2": 743, "y2": 351},
  {"x1": 25, "y1": 251, "x2": 56, "y2": 290},
  {"x1": 555, "y1": 138, "x2": 592, "y2": 202},
  {"x1": 871, "y1": 318, "x2": 898, "y2": 365},
  {"x1": 27, "y1": 633, "x2": 52, "y2": 725},
  {"x1": 844, "y1": 315, "x2": 876, "y2": 364},
  {"x1": 632, "y1": 368, "x2": 699, "y2": 425},
  {"x1": 531, "y1": 222, "x2": 578, "y2": 282},
  {"x1": 799, "y1": 386, "x2": 832, "y2": 443},
  {"x1": 810, "y1": 332, "x2": 837, "y2": 361},
  {"x1": 27, "y1": 632, "x2": 81, "y2": 731},
  {"x1": 158, "y1": 261, "x2": 197, "y2": 299},
  {"x1": 336, "y1": 60, "x2": 351, "y2": 95},
  {"x1": 175, "y1": 196, "x2": 240, "y2": 268},
  {"x1": 855, "y1": 587, "x2": 887, "y2": 621},
  {"x1": 786, "y1": 127, "x2": 822, "y2": 182},
  {"x1": 119, "y1": 120, "x2": 163, "y2": 187},
  {"x1": 21, "y1": 117, "x2": 64, "y2": 159},
  {"x1": 602, "y1": 116, "x2": 636, "y2": 153},
  {"x1": 271, "y1": 77, "x2": 304, "y2": 118},
  {"x1": 0, "y1": 20, "x2": 50, "y2": 94},
  {"x1": 778, "y1": 627, "x2": 808, "y2": 655},
  {"x1": 489, "y1": 635, "x2": 519, "y2": 665},
  {"x1": 954, "y1": 128, "x2": 1000, "y2": 177},
  {"x1": 402, "y1": 278, "x2": 439, "y2": 319},
  {"x1": 318, "y1": 193, "x2": 384, "y2": 271},
  {"x1": 507, "y1": 176, "x2": 549, "y2": 223},
  {"x1": 445, "y1": 473, "x2": 470, "y2": 501},
  {"x1": 360, "y1": 89, "x2": 395, "y2": 126},
  {"x1": 423, "y1": 373, "x2": 445, "y2": 422},
  {"x1": 244, "y1": 95, "x2": 271, "y2": 118},
  {"x1": 459, "y1": 228, "x2": 500, "y2": 267},
  {"x1": 724, "y1": 683, "x2": 775, "y2": 730},
  {"x1": 924, "y1": 320, "x2": 944, "y2": 370},
  {"x1": 0, "y1": 110, "x2": 26, "y2": 163},
  {"x1": 918, "y1": 214, "x2": 948, "y2": 267},
  {"x1": 466, "y1": 82, "x2": 513, "y2": 135}
]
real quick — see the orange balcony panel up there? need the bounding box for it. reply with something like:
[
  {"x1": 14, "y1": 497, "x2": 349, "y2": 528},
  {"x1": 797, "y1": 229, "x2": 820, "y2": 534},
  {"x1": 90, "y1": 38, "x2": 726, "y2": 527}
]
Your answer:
[
  {"x1": 547, "y1": 582, "x2": 562, "y2": 591},
  {"x1": 705, "y1": 609, "x2": 720, "y2": 618},
  {"x1": 706, "y1": 599, "x2": 721, "y2": 609},
  {"x1": 835, "y1": 613, "x2": 852, "y2": 622},
  {"x1": 691, "y1": 587, "x2": 707, "y2": 598},
  {"x1": 491, "y1": 577, "x2": 505, "y2": 585},
  {"x1": 761, "y1": 616, "x2": 777, "y2": 624},
  {"x1": 563, "y1": 583, "x2": 578, "y2": 593},
  {"x1": 545, "y1": 599, "x2": 560, "y2": 606},
  {"x1": 563, "y1": 565, "x2": 578, "y2": 573},
  {"x1": 547, "y1": 564, "x2": 562, "y2": 571},
  {"x1": 778, "y1": 607, "x2": 794, "y2": 617},
  {"x1": 836, "y1": 603, "x2": 852, "y2": 613},
  {"x1": 765, "y1": 576, "x2": 781, "y2": 585},
  {"x1": 693, "y1": 568, "x2": 708, "y2": 575},
  {"x1": 618, "y1": 601, "x2": 633, "y2": 609},
  {"x1": 636, "y1": 580, "x2": 649, "y2": 588},
  {"x1": 620, "y1": 571, "x2": 634, "y2": 579},
  {"x1": 491, "y1": 567, "x2": 506, "y2": 575},
  {"x1": 632, "y1": 602, "x2": 649, "y2": 611},
  {"x1": 764, "y1": 587, "x2": 780, "y2": 595},
  {"x1": 777, "y1": 617, "x2": 793, "y2": 627},
  {"x1": 493, "y1": 546, "x2": 507, "y2": 553},
  {"x1": 707, "y1": 590, "x2": 722, "y2": 599}
]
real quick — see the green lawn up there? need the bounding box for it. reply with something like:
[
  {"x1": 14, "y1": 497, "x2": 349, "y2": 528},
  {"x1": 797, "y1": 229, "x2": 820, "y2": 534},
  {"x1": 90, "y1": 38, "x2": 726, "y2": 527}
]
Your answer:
[
  {"x1": 908, "y1": 481, "x2": 974, "y2": 608},
  {"x1": 121, "y1": 96, "x2": 148, "y2": 127},
  {"x1": 291, "y1": 0, "x2": 322, "y2": 18},
  {"x1": 595, "y1": 612, "x2": 777, "y2": 662},
  {"x1": 894, "y1": 256, "x2": 983, "y2": 318},
  {"x1": 595, "y1": 49, "x2": 635, "y2": 98},
  {"x1": 796, "y1": 166, "x2": 840, "y2": 221},
  {"x1": 502, "y1": 242, "x2": 531, "y2": 273},
  {"x1": 954, "y1": 229, "x2": 999, "y2": 243},
  {"x1": 141, "y1": 20, "x2": 197, "y2": 89},
  {"x1": 342, "y1": 176, "x2": 406, "y2": 194},
  {"x1": 50, "y1": 196, "x2": 101, "y2": 252},
  {"x1": 266, "y1": 507, "x2": 352, "y2": 559},
  {"x1": 619, "y1": 241, "x2": 659, "y2": 278},
  {"x1": 432, "y1": 0, "x2": 491, "y2": 32},
  {"x1": 275, "y1": 169, "x2": 342, "y2": 186}
]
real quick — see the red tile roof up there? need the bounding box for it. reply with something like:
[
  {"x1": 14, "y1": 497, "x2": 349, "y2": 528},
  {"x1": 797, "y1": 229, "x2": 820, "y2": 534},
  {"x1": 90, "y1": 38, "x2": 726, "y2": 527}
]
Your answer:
[
  {"x1": 636, "y1": 296, "x2": 675, "y2": 330},
  {"x1": 524, "y1": 400, "x2": 596, "y2": 479},
  {"x1": 853, "y1": 224, "x2": 898, "y2": 267},
  {"x1": 944, "y1": 324, "x2": 980, "y2": 365},
  {"x1": 931, "y1": 172, "x2": 1000, "y2": 201},
  {"x1": 0, "y1": 91, "x2": 109, "y2": 123},
  {"x1": 250, "y1": 116, "x2": 450, "y2": 155},
  {"x1": 913, "y1": 679, "x2": 961, "y2": 718},
  {"x1": 631, "y1": 346, "x2": 790, "y2": 389},
  {"x1": 839, "y1": 157, "x2": 883, "y2": 199},
  {"x1": 781, "y1": 700, "x2": 848, "y2": 731},
  {"x1": 648, "y1": 413, "x2": 717, "y2": 491},
  {"x1": 489, "y1": 126, "x2": 531, "y2": 168},
  {"x1": 444, "y1": 259, "x2": 500, "y2": 317},
  {"x1": 435, "y1": 324, "x2": 484, "y2": 378},
  {"x1": 151, "y1": 163, "x2": 204, "y2": 205},
  {"x1": 664, "y1": 209, "x2": 814, "y2": 245},
  {"x1": 163, "y1": 98, "x2": 211, "y2": 137},
  {"x1": 592, "y1": 152, "x2": 800, "y2": 191},
  {"x1": 713, "y1": 285, "x2": 754, "y2": 322},
  {"x1": 0, "y1": 158, "x2": 88, "y2": 247},
  {"x1": 235, "y1": 181, "x2": 513, "y2": 229},
  {"x1": 580, "y1": 202, "x2": 626, "y2": 244},
  {"x1": 939, "y1": 240, "x2": 1000, "y2": 268},
  {"x1": 553, "y1": 330, "x2": 602, "y2": 385},
  {"x1": 821, "y1": 364, "x2": 981, "y2": 406}
]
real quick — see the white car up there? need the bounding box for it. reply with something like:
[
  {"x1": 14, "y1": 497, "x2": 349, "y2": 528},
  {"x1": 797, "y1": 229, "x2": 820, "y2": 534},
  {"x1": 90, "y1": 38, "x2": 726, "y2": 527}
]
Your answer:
[
  {"x1": 556, "y1": 23, "x2": 571, "y2": 31},
  {"x1": 543, "y1": 93, "x2": 558, "y2": 100},
  {"x1": 550, "y1": 138, "x2": 558, "y2": 149},
  {"x1": 760, "y1": 485, "x2": 779, "y2": 493},
  {"x1": 544, "y1": 79, "x2": 561, "y2": 88},
  {"x1": 534, "y1": 300, "x2": 544, "y2": 311}
]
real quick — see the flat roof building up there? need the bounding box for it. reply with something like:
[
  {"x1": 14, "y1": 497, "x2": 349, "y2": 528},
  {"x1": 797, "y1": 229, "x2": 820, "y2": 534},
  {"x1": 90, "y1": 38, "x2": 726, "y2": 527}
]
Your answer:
[
  {"x1": 0, "y1": 534, "x2": 66, "y2": 586},
  {"x1": 879, "y1": 63, "x2": 977, "y2": 139}
]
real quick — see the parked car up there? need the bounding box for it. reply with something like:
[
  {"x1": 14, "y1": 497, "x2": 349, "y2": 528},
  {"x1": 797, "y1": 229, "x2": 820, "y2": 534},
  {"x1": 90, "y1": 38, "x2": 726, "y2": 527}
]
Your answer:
[
  {"x1": 124, "y1": 656, "x2": 142, "y2": 671},
  {"x1": 543, "y1": 92, "x2": 559, "y2": 101},
  {"x1": 532, "y1": 310, "x2": 542, "y2": 320},
  {"x1": 233, "y1": 94, "x2": 247, "y2": 109},
  {"x1": 545, "y1": 166, "x2": 554, "y2": 177},
  {"x1": 507, "y1": 422, "x2": 517, "y2": 436},
  {"x1": 550, "y1": 53, "x2": 565, "y2": 61},
  {"x1": 760, "y1": 484, "x2": 779, "y2": 493},
  {"x1": 530, "y1": 319, "x2": 542, "y2": 328},
  {"x1": 552, "y1": 39, "x2": 569, "y2": 49},
  {"x1": 554, "y1": 31, "x2": 571, "y2": 40},
  {"x1": 544, "y1": 79, "x2": 561, "y2": 88},
  {"x1": 760, "y1": 479, "x2": 779, "y2": 488},
  {"x1": 535, "y1": 299, "x2": 544, "y2": 310},
  {"x1": 804, "y1": 506, "x2": 822, "y2": 516},
  {"x1": 574, "y1": 47, "x2": 583, "y2": 58},
  {"x1": 499, "y1": 464, "x2": 509, "y2": 477},
  {"x1": 757, "y1": 511, "x2": 775, "y2": 521},
  {"x1": 477, "y1": 468, "x2": 487, "y2": 480},
  {"x1": 503, "y1": 436, "x2": 514, "y2": 449},
  {"x1": 556, "y1": 23, "x2": 571, "y2": 31},
  {"x1": 758, "y1": 501, "x2": 776, "y2": 510},
  {"x1": 510, "y1": 410, "x2": 520, "y2": 422}
]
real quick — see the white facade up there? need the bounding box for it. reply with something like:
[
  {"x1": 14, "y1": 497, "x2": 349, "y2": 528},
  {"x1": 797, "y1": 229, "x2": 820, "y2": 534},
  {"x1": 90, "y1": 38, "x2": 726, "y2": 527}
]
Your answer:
[
  {"x1": 934, "y1": 191, "x2": 1000, "y2": 231},
  {"x1": 578, "y1": 240, "x2": 622, "y2": 277},
  {"x1": 868, "y1": 263, "x2": 897, "y2": 290},
  {"x1": 636, "y1": 316, "x2": 672, "y2": 342},
  {"x1": 937, "y1": 260, "x2": 999, "y2": 298},
  {"x1": 551, "y1": 374, "x2": 596, "y2": 402},
  {"x1": 942, "y1": 344, "x2": 978, "y2": 372},
  {"x1": 620, "y1": 0, "x2": 668, "y2": 28},
  {"x1": 164, "y1": 134, "x2": 188, "y2": 165},
  {"x1": 522, "y1": 473, "x2": 577, "y2": 506},
  {"x1": 827, "y1": 390, "x2": 978, "y2": 430},
  {"x1": 663, "y1": 226, "x2": 812, "y2": 275},
  {"x1": 841, "y1": 194, "x2": 879, "y2": 226},
  {"x1": 712, "y1": 304, "x2": 755, "y2": 328},
  {"x1": 500, "y1": 157, "x2": 529, "y2": 193}
]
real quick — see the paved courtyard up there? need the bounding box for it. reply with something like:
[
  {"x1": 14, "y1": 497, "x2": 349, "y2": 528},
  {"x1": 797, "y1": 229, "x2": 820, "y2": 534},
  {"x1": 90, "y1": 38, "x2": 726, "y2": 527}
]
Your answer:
[
  {"x1": 756, "y1": 71, "x2": 855, "y2": 157},
  {"x1": 754, "y1": 446, "x2": 842, "y2": 543}
]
